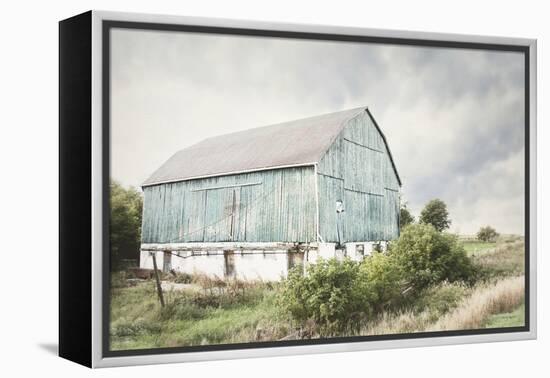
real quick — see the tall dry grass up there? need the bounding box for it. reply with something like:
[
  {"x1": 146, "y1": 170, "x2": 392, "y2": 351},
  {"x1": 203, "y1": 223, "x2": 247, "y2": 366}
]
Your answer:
[
  {"x1": 362, "y1": 310, "x2": 432, "y2": 335},
  {"x1": 428, "y1": 275, "x2": 524, "y2": 331},
  {"x1": 362, "y1": 275, "x2": 524, "y2": 335},
  {"x1": 472, "y1": 240, "x2": 525, "y2": 279}
]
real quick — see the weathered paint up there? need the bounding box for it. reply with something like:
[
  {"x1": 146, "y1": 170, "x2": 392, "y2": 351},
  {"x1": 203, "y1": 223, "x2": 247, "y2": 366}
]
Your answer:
[
  {"x1": 140, "y1": 108, "x2": 400, "y2": 279},
  {"x1": 141, "y1": 167, "x2": 317, "y2": 243},
  {"x1": 317, "y1": 111, "x2": 400, "y2": 243}
]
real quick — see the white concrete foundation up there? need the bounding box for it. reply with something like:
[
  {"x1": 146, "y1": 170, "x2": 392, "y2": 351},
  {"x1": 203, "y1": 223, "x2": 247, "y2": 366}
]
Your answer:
[{"x1": 139, "y1": 241, "x2": 390, "y2": 281}]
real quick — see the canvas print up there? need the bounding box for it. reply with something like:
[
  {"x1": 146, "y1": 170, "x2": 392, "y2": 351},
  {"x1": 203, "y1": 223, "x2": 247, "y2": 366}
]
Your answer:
[{"x1": 108, "y1": 27, "x2": 526, "y2": 352}]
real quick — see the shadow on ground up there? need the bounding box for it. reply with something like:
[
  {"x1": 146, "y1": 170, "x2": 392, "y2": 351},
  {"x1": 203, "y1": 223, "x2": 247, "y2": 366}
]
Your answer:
[{"x1": 38, "y1": 343, "x2": 58, "y2": 356}]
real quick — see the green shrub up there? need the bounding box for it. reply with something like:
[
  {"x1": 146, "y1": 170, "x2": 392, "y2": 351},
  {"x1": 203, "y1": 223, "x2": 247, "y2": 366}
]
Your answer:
[
  {"x1": 278, "y1": 225, "x2": 478, "y2": 337},
  {"x1": 279, "y1": 259, "x2": 372, "y2": 336},
  {"x1": 358, "y1": 253, "x2": 403, "y2": 311},
  {"x1": 413, "y1": 281, "x2": 469, "y2": 320},
  {"x1": 390, "y1": 223, "x2": 476, "y2": 291}
]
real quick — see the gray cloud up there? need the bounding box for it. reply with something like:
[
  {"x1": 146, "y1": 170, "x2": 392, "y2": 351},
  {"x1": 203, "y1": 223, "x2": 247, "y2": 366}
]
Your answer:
[{"x1": 110, "y1": 29, "x2": 525, "y2": 235}]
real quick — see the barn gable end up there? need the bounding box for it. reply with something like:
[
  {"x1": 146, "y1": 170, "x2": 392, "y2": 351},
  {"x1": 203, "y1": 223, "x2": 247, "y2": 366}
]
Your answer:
[{"x1": 317, "y1": 109, "x2": 401, "y2": 243}]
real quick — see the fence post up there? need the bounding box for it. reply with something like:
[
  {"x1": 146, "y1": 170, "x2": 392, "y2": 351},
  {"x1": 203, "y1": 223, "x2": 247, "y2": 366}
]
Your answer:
[{"x1": 150, "y1": 251, "x2": 165, "y2": 307}]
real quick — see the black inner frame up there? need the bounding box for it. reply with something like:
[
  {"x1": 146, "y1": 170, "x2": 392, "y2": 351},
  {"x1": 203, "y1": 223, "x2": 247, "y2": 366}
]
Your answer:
[{"x1": 102, "y1": 20, "x2": 531, "y2": 358}]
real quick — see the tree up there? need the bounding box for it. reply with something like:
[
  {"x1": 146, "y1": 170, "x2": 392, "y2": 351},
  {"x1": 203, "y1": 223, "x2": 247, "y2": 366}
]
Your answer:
[
  {"x1": 390, "y1": 223, "x2": 475, "y2": 291},
  {"x1": 477, "y1": 226, "x2": 499, "y2": 242},
  {"x1": 419, "y1": 199, "x2": 451, "y2": 232},
  {"x1": 400, "y1": 203, "x2": 415, "y2": 229},
  {"x1": 110, "y1": 180, "x2": 143, "y2": 270}
]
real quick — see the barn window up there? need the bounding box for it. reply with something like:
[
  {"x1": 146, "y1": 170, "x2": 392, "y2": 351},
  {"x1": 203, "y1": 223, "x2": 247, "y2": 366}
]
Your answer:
[
  {"x1": 287, "y1": 251, "x2": 305, "y2": 272},
  {"x1": 224, "y1": 250, "x2": 236, "y2": 278},
  {"x1": 163, "y1": 251, "x2": 172, "y2": 272},
  {"x1": 356, "y1": 244, "x2": 365, "y2": 259}
]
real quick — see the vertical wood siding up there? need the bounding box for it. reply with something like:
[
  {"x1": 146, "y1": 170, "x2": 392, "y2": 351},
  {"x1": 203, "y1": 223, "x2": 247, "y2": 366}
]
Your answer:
[
  {"x1": 317, "y1": 111, "x2": 400, "y2": 242},
  {"x1": 142, "y1": 167, "x2": 317, "y2": 243}
]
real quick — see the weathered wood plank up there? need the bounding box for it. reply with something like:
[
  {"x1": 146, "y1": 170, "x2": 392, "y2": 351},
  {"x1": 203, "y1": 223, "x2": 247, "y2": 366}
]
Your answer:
[
  {"x1": 317, "y1": 110, "x2": 400, "y2": 243},
  {"x1": 142, "y1": 167, "x2": 317, "y2": 243}
]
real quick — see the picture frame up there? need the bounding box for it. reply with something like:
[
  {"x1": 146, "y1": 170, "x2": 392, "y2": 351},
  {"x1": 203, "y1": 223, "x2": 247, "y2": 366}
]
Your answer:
[{"x1": 59, "y1": 10, "x2": 537, "y2": 368}]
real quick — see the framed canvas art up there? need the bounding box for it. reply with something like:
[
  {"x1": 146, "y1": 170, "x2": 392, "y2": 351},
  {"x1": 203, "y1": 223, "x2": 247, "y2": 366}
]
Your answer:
[{"x1": 59, "y1": 10, "x2": 537, "y2": 368}]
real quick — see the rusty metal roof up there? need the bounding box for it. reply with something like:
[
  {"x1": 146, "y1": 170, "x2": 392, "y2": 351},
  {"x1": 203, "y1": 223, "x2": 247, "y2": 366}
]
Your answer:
[{"x1": 142, "y1": 107, "x2": 400, "y2": 187}]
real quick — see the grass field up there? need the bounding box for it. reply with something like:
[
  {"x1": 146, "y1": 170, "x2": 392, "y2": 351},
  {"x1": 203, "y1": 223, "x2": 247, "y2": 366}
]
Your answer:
[
  {"x1": 110, "y1": 277, "x2": 288, "y2": 350},
  {"x1": 462, "y1": 241, "x2": 496, "y2": 255},
  {"x1": 484, "y1": 303, "x2": 525, "y2": 328},
  {"x1": 110, "y1": 236, "x2": 525, "y2": 350}
]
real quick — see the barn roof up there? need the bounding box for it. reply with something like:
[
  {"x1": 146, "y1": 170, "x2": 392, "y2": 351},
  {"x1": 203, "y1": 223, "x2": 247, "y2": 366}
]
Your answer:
[{"x1": 142, "y1": 107, "x2": 401, "y2": 187}]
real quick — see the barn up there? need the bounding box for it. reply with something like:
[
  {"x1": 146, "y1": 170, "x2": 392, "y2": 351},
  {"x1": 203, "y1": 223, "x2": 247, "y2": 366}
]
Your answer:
[{"x1": 139, "y1": 106, "x2": 401, "y2": 280}]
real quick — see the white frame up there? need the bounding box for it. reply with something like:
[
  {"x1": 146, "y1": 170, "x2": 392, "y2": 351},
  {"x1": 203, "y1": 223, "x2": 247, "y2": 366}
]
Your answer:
[{"x1": 90, "y1": 10, "x2": 537, "y2": 368}]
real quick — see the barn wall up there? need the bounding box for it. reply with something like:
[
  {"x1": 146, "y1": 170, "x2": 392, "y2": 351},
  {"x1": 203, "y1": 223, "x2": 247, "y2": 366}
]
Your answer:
[
  {"x1": 141, "y1": 166, "x2": 317, "y2": 243},
  {"x1": 317, "y1": 111, "x2": 400, "y2": 243}
]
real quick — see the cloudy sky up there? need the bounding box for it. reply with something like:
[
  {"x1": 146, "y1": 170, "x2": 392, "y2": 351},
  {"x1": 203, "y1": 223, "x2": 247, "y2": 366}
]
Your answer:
[{"x1": 110, "y1": 28, "x2": 525, "y2": 235}]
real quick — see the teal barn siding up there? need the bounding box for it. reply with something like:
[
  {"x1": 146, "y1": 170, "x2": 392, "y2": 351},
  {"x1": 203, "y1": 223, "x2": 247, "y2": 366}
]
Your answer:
[
  {"x1": 141, "y1": 106, "x2": 400, "y2": 247},
  {"x1": 317, "y1": 111, "x2": 400, "y2": 243},
  {"x1": 141, "y1": 167, "x2": 317, "y2": 244}
]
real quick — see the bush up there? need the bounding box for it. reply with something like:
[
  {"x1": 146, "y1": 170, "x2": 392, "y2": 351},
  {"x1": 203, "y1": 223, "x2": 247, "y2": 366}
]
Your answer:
[
  {"x1": 413, "y1": 281, "x2": 469, "y2": 320},
  {"x1": 278, "y1": 225, "x2": 478, "y2": 336},
  {"x1": 279, "y1": 259, "x2": 372, "y2": 336},
  {"x1": 358, "y1": 253, "x2": 403, "y2": 311},
  {"x1": 390, "y1": 224, "x2": 476, "y2": 291},
  {"x1": 477, "y1": 226, "x2": 499, "y2": 242}
]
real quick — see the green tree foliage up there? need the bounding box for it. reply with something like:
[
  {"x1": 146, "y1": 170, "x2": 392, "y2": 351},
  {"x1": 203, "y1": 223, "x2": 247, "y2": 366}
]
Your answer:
[
  {"x1": 419, "y1": 199, "x2": 451, "y2": 232},
  {"x1": 399, "y1": 203, "x2": 415, "y2": 229},
  {"x1": 390, "y1": 223, "x2": 476, "y2": 291},
  {"x1": 477, "y1": 226, "x2": 499, "y2": 242},
  {"x1": 110, "y1": 180, "x2": 143, "y2": 270}
]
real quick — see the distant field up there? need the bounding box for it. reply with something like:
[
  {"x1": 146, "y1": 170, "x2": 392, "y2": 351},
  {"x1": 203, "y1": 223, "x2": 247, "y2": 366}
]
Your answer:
[
  {"x1": 461, "y1": 241, "x2": 496, "y2": 255},
  {"x1": 110, "y1": 236, "x2": 525, "y2": 350},
  {"x1": 460, "y1": 235, "x2": 523, "y2": 256}
]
